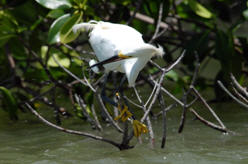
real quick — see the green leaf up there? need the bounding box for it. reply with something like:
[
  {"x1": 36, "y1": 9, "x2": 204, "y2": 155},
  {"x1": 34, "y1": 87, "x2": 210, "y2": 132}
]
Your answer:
[
  {"x1": 47, "y1": 14, "x2": 70, "y2": 44},
  {"x1": 60, "y1": 13, "x2": 82, "y2": 44},
  {"x1": 47, "y1": 9, "x2": 65, "y2": 18},
  {"x1": 165, "y1": 70, "x2": 179, "y2": 82},
  {"x1": 35, "y1": 0, "x2": 72, "y2": 10},
  {"x1": 48, "y1": 53, "x2": 70, "y2": 68},
  {"x1": 243, "y1": 9, "x2": 248, "y2": 20},
  {"x1": 0, "y1": 86, "x2": 18, "y2": 120},
  {"x1": 0, "y1": 34, "x2": 15, "y2": 47},
  {"x1": 188, "y1": 0, "x2": 213, "y2": 19},
  {"x1": 9, "y1": 38, "x2": 27, "y2": 60}
]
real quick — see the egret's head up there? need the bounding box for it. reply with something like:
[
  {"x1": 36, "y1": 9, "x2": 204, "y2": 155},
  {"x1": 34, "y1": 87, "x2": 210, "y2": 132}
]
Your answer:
[
  {"x1": 72, "y1": 21, "x2": 98, "y2": 34},
  {"x1": 154, "y1": 44, "x2": 165, "y2": 57}
]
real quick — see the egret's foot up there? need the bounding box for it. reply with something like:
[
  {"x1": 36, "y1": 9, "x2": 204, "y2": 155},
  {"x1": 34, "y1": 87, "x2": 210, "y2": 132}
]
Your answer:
[
  {"x1": 114, "y1": 104, "x2": 132, "y2": 122},
  {"x1": 132, "y1": 120, "x2": 148, "y2": 137}
]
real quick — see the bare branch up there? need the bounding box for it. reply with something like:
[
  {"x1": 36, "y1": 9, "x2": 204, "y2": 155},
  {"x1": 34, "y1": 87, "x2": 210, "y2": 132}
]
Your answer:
[
  {"x1": 97, "y1": 94, "x2": 123, "y2": 133},
  {"x1": 178, "y1": 91, "x2": 187, "y2": 133},
  {"x1": 126, "y1": 0, "x2": 143, "y2": 25},
  {"x1": 51, "y1": 54, "x2": 97, "y2": 92},
  {"x1": 141, "y1": 69, "x2": 167, "y2": 122},
  {"x1": 164, "y1": 50, "x2": 186, "y2": 71},
  {"x1": 230, "y1": 73, "x2": 248, "y2": 99},
  {"x1": 190, "y1": 108, "x2": 227, "y2": 133},
  {"x1": 149, "y1": 2, "x2": 164, "y2": 43},
  {"x1": 133, "y1": 86, "x2": 155, "y2": 148},
  {"x1": 191, "y1": 86, "x2": 226, "y2": 129},
  {"x1": 25, "y1": 102, "x2": 121, "y2": 149},
  {"x1": 217, "y1": 81, "x2": 248, "y2": 109},
  {"x1": 232, "y1": 86, "x2": 248, "y2": 104}
]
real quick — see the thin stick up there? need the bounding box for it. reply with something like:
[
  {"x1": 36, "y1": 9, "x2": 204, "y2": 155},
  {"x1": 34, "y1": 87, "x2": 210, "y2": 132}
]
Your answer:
[
  {"x1": 150, "y1": 77, "x2": 184, "y2": 106},
  {"x1": 144, "y1": 81, "x2": 158, "y2": 107},
  {"x1": 217, "y1": 81, "x2": 248, "y2": 109},
  {"x1": 133, "y1": 86, "x2": 155, "y2": 148},
  {"x1": 190, "y1": 108, "x2": 227, "y2": 133},
  {"x1": 25, "y1": 102, "x2": 121, "y2": 149},
  {"x1": 123, "y1": 96, "x2": 144, "y2": 109},
  {"x1": 164, "y1": 50, "x2": 186, "y2": 71},
  {"x1": 178, "y1": 52, "x2": 200, "y2": 133},
  {"x1": 97, "y1": 94, "x2": 123, "y2": 133},
  {"x1": 51, "y1": 54, "x2": 96, "y2": 92},
  {"x1": 74, "y1": 94, "x2": 100, "y2": 130},
  {"x1": 154, "y1": 104, "x2": 176, "y2": 118},
  {"x1": 91, "y1": 104, "x2": 103, "y2": 131},
  {"x1": 230, "y1": 73, "x2": 248, "y2": 98},
  {"x1": 158, "y1": 92, "x2": 167, "y2": 149},
  {"x1": 191, "y1": 86, "x2": 226, "y2": 128},
  {"x1": 126, "y1": 0, "x2": 143, "y2": 25},
  {"x1": 149, "y1": 2, "x2": 164, "y2": 43},
  {"x1": 141, "y1": 69, "x2": 166, "y2": 123},
  {"x1": 232, "y1": 86, "x2": 248, "y2": 104},
  {"x1": 178, "y1": 91, "x2": 187, "y2": 133}
]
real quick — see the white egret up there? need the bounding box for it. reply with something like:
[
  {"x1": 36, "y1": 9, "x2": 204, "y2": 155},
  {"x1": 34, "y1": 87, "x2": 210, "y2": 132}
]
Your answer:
[
  {"x1": 73, "y1": 21, "x2": 164, "y2": 86},
  {"x1": 73, "y1": 21, "x2": 164, "y2": 137}
]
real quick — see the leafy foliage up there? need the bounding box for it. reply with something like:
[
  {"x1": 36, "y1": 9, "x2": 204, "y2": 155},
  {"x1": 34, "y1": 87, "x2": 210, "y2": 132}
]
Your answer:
[{"x1": 0, "y1": 0, "x2": 247, "y2": 122}]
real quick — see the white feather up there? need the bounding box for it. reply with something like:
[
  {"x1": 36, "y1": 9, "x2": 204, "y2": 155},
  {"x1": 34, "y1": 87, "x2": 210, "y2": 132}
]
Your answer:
[{"x1": 74, "y1": 21, "x2": 165, "y2": 86}]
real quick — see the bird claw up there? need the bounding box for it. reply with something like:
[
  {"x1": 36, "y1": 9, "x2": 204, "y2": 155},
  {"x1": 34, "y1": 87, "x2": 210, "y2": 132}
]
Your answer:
[
  {"x1": 114, "y1": 104, "x2": 132, "y2": 122},
  {"x1": 132, "y1": 120, "x2": 148, "y2": 137}
]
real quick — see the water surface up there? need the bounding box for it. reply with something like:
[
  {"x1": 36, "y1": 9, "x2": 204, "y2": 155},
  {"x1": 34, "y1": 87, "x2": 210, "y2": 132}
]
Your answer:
[{"x1": 0, "y1": 102, "x2": 248, "y2": 164}]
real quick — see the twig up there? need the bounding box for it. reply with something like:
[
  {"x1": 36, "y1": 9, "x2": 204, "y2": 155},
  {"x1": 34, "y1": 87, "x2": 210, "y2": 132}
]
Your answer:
[
  {"x1": 130, "y1": 12, "x2": 169, "y2": 29},
  {"x1": 191, "y1": 86, "x2": 226, "y2": 129},
  {"x1": 126, "y1": 0, "x2": 143, "y2": 25},
  {"x1": 133, "y1": 86, "x2": 155, "y2": 148},
  {"x1": 217, "y1": 81, "x2": 248, "y2": 109},
  {"x1": 144, "y1": 80, "x2": 158, "y2": 107},
  {"x1": 190, "y1": 108, "x2": 227, "y2": 133},
  {"x1": 52, "y1": 54, "x2": 96, "y2": 92},
  {"x1": 178, "y1": 52, "x2": 200, "y2": 133},
  {"x1": 178, "y1": 91, "x2": 187, "y2": 133},
  {"x1": 141, "y1": 69, "x2": 166, "y2": 122},
  {"x1": 123, "y1": 96, "x2": 144, "y2": 109},
  {"x1": 164, "y1": 50, "x2": 186, "y2": 71},
  {"x1": 97, "y1": 93, "x2": 123, "y2": 133},
  {"x1": 74, "y1": 94, "x2": 100, "y2": 130},
  {"x1": 25, "y1": 102, "x2": 122, "y2": 149},
  {"x1": 230, "y1": 73, "x2": 248, "y2": 98},
  {"x1": 91, "y1": 104, "x2": 103, "y2": 131},
  {"x1": 154, "y1": 104, "x2": 176, "y2": 118},
  {"x1": 81, "y1": 61, "x2": 97, "y2": 92},
  {"x1": 158, "y1": 92, "x2": 167, "y2": 149},
  {"x1": 149, "y1": 2, "x2": 164, "y2": 43},
  {"x1": 232, "y1": 86, "x2": 248, "y2": 104},
  {"x1": 149, "y1": 77, "x2": 184, "y2": 106}
]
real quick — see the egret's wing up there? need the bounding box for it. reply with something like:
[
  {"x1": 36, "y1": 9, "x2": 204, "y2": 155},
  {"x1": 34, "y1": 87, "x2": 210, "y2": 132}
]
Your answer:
[{"x1": 123, "y1": 57, "x2": 150, "y2": 87}]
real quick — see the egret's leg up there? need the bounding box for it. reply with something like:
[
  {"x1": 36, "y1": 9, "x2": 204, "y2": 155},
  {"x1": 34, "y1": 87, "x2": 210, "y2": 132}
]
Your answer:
[
  {"x1": 114, "y1": 75, "x2": 136, "y2": 121},
  {"x1": 101, "y1": 73, "x2": 118, "y2": 107}
]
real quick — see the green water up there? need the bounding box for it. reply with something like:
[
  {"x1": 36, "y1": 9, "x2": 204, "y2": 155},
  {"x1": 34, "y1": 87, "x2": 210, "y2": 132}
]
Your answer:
[{"x1": 0, "y1": 102, "x2": 248, "y2": 164}]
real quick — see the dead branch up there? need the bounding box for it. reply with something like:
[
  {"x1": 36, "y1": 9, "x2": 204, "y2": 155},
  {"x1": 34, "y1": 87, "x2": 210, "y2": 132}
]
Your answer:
[
  {"x1": 190, "y1": 108, "x2": 227, "y2": 133},
  {"x1": 25, "y1": 102, "x2": 123, "y2": 150}
]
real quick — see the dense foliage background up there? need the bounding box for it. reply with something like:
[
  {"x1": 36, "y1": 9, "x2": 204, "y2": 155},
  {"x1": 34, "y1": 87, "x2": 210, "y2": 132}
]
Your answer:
[{"x1": 0, "y1": 0, "x2": 247, "y2": 123}]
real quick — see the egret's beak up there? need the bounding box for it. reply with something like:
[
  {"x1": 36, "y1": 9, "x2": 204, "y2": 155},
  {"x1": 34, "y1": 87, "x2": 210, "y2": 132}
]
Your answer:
[{"x1": 89, "y1": 52, "x2": 132, "y2": 69}]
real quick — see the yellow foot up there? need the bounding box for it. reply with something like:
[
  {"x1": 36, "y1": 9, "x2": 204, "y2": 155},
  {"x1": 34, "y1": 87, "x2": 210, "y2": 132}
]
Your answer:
[
  {"x1": 114, "y1": 104, "x2": 132, "y2": 122},
  {"x1": 132, "y1": 120, "x2": 148, "y2": 137}
]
